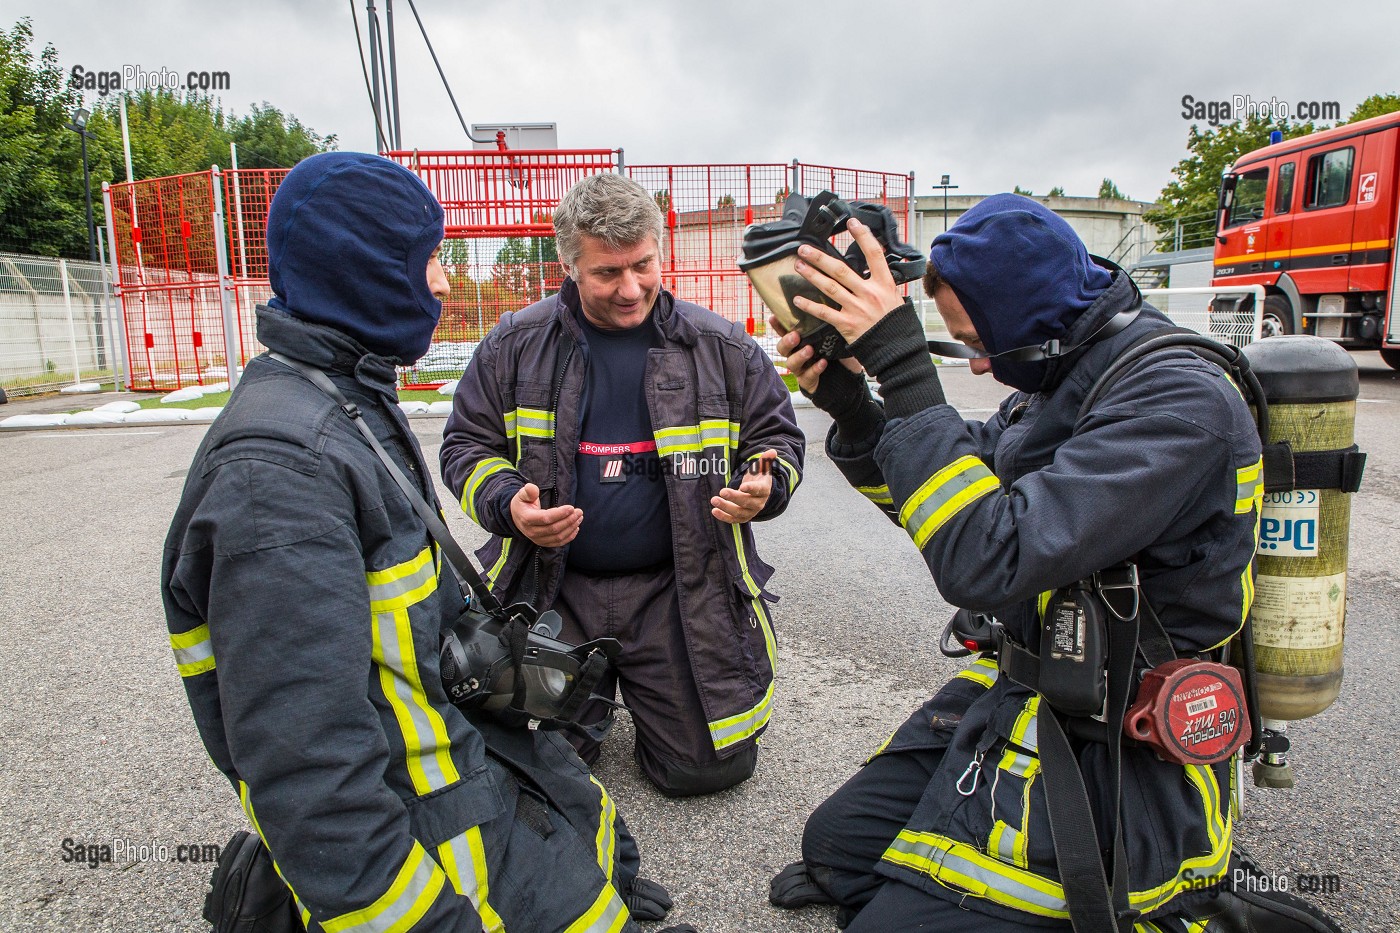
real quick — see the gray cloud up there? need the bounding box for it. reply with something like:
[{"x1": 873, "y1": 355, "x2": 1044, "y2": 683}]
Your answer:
[{"x1": 23, "y1": 0, "x2": 1400, "y2": 202}]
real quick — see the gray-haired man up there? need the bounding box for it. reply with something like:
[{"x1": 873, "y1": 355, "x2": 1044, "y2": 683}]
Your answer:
[{"x1": 441, "y1": 174, "x2": 805, "y2": 797}]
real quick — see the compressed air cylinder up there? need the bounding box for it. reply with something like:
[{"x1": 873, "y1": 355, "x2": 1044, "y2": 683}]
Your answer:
[{"x1": 1241, "y1": 336, "x2": 1358, "y2": 721}]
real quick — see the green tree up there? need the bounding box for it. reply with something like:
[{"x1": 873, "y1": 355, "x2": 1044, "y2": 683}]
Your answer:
[
  {"x1": 1098, "y1": 178, "x2": 1127, "y2": 200},
  {"x1": 229, "y1": 103, "x2": 336, "y2": 169},
  {"x1": 1145, "y1": 114, "x2": 1316, "y2": 250},
  {"x1": 0, "y1": 16, "x2": 335, "y2": 257},
  {"x1": 1047, "y1": 186, "x2": 1066, "y2": 197},
  {"x1": 1345, "y1": 93, "x2": 1400, "y2": 124},
  {"x1": 0, "y1": 18, "x2": 103, "y2": 256},
  {"x1": 716, "y1": 193, "x2": 736, "y2": 208},
  {"x1": 1012, "y1": 184, "x2": 1033, "y2": 196}
]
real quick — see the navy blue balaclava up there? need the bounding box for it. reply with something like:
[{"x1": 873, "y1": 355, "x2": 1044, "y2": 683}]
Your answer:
[
  {"x1": 267, "y1": 152, "x2": 445, "y2": 364},
  {"x1": 929, "y1": 193, "x2": 1112, "y2": 392}
]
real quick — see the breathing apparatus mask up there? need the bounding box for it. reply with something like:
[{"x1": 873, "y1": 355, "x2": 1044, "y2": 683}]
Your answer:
[
  {"x1": 739, "y1": 191, "x2": 926, "y2": 361},
  {"x1": 440, "y1": 598, "x2": 620, "y2": 730}
]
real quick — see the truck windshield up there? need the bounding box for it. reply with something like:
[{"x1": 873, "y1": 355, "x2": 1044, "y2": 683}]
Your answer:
[{"x1": 1224, "y1": 168, "x2": 1269, "y2": 228}]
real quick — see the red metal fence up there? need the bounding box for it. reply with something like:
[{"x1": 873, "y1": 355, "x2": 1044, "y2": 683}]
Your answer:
[{"x1": 105, "y1": 152, "x2": 911, "y2": 391}]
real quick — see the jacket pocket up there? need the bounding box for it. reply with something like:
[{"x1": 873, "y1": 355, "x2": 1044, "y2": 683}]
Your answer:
[{"x1": 404, "y1": 763, "x2": 507, "y2": 848}]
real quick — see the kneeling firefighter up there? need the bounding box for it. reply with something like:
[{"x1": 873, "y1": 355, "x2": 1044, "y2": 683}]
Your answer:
[
  {"x1": 164, "y1": 153, "x2": 692, "y2": 933},
  {"x1": 760, "y1": 193, "x2": 1352, "y2": 931}
]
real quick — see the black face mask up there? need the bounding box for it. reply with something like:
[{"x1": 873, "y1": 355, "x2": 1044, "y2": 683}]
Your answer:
[{"x1": 739, "y1": 191, "x2": 925, "y2": 361}]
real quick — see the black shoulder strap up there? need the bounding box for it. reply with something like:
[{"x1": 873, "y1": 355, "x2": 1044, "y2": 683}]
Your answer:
[{"x1": 268, "y1": 352, "x2": 503, "y2": 615}]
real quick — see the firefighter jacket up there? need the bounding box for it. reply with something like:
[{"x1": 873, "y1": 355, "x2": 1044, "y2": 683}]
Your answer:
[
  {"x1": 163, "y1": 305, "x2": 638, "y2": 933},
  {"x1": 441, "y1": 280, "x2": 805, "y2": 758},
  {"x1": 829, "y1": 272, "x2": 1264, "y2": 924}
]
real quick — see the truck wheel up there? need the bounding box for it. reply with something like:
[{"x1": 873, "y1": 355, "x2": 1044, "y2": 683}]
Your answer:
[
  {"x1": 1380, "y1": 349, "x2": 1400, "y2": 370},
  {"x1": 1260, "y1": 295, "x2": 1294, "y2": 338}
]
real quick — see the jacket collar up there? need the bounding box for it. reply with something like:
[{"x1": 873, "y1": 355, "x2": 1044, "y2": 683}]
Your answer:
[
  {"x1": 255, "y1": 303, "x2": 400, "y2": 397},
  {"x1": 553, "y1": 278, "x2": 699, "y2": 346},
  {"x1": 1040, "y1": 271, "x2": 1142, "y2": 392}
]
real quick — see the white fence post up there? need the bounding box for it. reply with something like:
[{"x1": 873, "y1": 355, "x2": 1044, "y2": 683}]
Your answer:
[{"x1": 210, "y1": 166, "x2": 242, "y2": 390}]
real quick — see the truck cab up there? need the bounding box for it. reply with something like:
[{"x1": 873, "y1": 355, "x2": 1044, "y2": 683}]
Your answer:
[{"x1": 1213, "y1": 111, "x2": 1400, "y2": 366}]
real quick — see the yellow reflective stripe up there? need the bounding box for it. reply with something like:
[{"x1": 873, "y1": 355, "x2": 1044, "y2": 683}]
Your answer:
[
  {"x1": 1037, "y1": 590, "x2": 1053, "y2": 617},
  {"x1": 856, "y1": 483, "x2": 894, "y2": 506},
  {"x1": 514, "y1": 407, "x2": 555, "y2": 438},
  {"x1": 486, "y1": 539, "x2": 512, "y2": 587},
  {"x1": 170, "y1": 623, "x2": 215, "y2": 677},
  {"x1": 654, "y1": 420, "x2": 738, "y2": 457},
  {"x1": 461, "y1": 457, "x2": 514, "y2": 525},
  {"x1": 1012, "y1": 696, "x2": 1040, "y2": 752},
  {"x1": 988, "y1": 820, "x2": 1027, "y2": 868},
  {"x1": 954, "y1": 657, "x2": 999, "y2": 689},
  {"x1": 900, "y1": 455, "x2": 1000, "y2": 549},
  {"x1": 772, "y1": 453, "x2": 801, "y2": 494},
  {"x1": 1234, "y1": 458, "x2": 1263, "y2": 514},
  {"x1": 437, "y1": 828, "x2": 505, "y2": 933},
  {"x1": 708, "y1": 525, "x2": 778, "y2": 750},
  {"x1": 1122, "y1": 764, "x2": 1232, "y2": 913},
  {"x1": 886, "y1": 818, "x2": 1231, "y2": 920},
  {"x1": 997, "y1": 748, "x2": 1039, "y2": 780},
  {"x1": 709, "y1": 673, "x2": 774, "y2": 750},
  {"x1": 368, "y1": 547, "x2": 439, "y2": 614},
  {"x1": 502, "y1": 410, "x2": 517, "y2": 440},
  {"x1": 866, "y1": 729, "x2": 898, "y2": 763},
  {"x1": 369, "y1": 550, "x2": 459, "y2": 796},
  {"x1": 323, "y1": 842, "x2": 446, "y2": 933},
  {"x1": 237, "y1": 782, "x2": 312, "y2": 926},
  {"x1": 883, "y1": 831, "x2": 1065, "y2": 918},
  {"x1": 589, "y1": 776, "x2": 617, "y2": 882},
  {"x1": 563, "y1": 883, "x2": 630, "y2": 933}
]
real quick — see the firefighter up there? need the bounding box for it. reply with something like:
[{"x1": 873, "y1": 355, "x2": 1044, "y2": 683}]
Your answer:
[
  {"x1": 440, "y1": 174, "x2": 804, "y2": 797},
  {"x1": 162, "y1": 153, "x2": 689, "y2": 932},
  {"x1": 768, "y1": 194, "x2": 1345, "y2": 932}
]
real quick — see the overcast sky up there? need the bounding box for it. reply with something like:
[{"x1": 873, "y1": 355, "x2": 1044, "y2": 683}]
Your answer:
[{"x1": 21, "y1": 0, "x2": 1400, "y2": 203}]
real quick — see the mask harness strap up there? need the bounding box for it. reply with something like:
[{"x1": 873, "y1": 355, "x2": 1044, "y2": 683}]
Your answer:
[{"x1": 269, "y1": 352, "x2": 503, "y2": 613}]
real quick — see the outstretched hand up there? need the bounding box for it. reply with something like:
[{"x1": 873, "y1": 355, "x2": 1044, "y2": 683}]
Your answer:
[
  {"x1": 509, "y1": 483, "x2": 582, "y2": 548},
  {"x1": 712, "y1": 450, "x2": 777, "y2": 524}
]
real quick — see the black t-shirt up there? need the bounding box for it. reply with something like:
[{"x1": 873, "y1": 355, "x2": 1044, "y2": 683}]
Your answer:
[{"x1": 567, "y1": 311, "x2": 672, "y2": 573}]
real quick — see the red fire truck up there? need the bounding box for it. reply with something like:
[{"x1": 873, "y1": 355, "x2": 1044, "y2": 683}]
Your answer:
[{"x1": 1212, "y1": 110, "x2": 1400, "y2": 367}]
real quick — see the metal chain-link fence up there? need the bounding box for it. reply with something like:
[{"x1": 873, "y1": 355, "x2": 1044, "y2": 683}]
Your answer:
[{"x1": 0, "y1": 252, "x2": 121, "y2": 398}]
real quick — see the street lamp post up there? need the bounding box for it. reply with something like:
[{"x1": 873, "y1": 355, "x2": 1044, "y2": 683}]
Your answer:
[
  {"x1": 67, "y1": 107, "x2": 97, "y2": 262},
  {"x1": 933, "y1": 173, "x2": 960, "y2": 232}
]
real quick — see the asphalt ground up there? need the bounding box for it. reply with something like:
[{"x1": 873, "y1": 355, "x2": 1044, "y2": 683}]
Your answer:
[{"x1": 2, "y1": 356, "x2": 1398, "y2": 932}]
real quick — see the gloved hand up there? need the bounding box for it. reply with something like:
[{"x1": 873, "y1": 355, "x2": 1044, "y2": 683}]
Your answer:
[
  {"x1": 769, "y1": 861, "x2": 836, "y2": 909},
  {"x1": 849, "y1": 299, "x2": 947, "y2": 421},
  {"x1": 625, "y1": 876, "x2": 674, "y2": 921},
  {"x1": 805, "y1": 360, "x2": 885, "y2": 443}
]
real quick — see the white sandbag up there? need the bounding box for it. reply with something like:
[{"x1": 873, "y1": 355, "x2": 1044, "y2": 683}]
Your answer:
[
  {"x1": 185, "y1": 407, "x2": 224, "y2": 422},
  {"x1": 0, "y1": 411, "x2": 71, "y2": 425},
  {"x1": 437, "y1": 380, "x2": 460, "y2": 396},
  {"x1": 428, "y1": 401, "x2": 454, "y2": 415},
  {"x1": 124, "y1": 408, "x2": 190, "y2": 422},
  {"x1": 161, "y1": 387, "x2": 205, "y2": 404},
  {"x1": 398, "y1": 401, "x2": 430, "y2": 415},
  {"x1": 67, "y1": 410, "x2": 127, "y2": 425},
  {"x1": 59, "y1": 382, "x2": 104, "y2": 394},
  {"x1": 94, "y1": 401, "x2": 141, "y2": 414}
]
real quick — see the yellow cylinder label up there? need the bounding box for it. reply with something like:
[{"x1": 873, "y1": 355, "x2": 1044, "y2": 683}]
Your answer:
[{"x1": 1252, "y1": 572, "x2": 1347, "y2": 649}]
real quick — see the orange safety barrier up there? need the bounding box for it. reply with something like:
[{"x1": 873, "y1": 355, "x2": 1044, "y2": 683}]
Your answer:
[{"x1": 105, "y1": 153, "x2": 912, "y2": 391}]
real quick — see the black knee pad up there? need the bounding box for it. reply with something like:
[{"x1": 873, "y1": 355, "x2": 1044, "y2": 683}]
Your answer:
[{"x1": 637, "y1": 742, "x2": 757, "y2": 797}]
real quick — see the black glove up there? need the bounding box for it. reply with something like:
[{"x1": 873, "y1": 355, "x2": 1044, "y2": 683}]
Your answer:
[
  {"x1": 656, "y1": 926, "x2": 698, "y2": 933},
  {"x1": 803, "y1": 358, "x2": 885, "y2": 443},
  {"x1": 625, "y1": 876, "x2": 674, "y2": 921},
  {"x1": 849, "y1": 299, "x2": 947, "y2": 421},
  {"x1": 769, "y1": 861, "x2": 837, "y2": 909}
]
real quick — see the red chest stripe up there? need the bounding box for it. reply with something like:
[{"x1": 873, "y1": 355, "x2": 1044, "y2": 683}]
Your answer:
[{"x1": 578, "y1": 440, "x2": 658, "y2": 455}]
